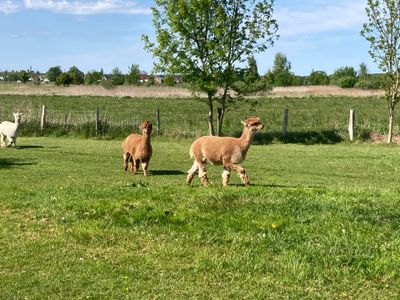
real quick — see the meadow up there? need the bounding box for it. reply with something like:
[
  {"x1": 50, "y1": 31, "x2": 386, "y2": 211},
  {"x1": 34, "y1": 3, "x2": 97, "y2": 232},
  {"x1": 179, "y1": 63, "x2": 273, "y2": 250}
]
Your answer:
[
  {"x1": 1, "y1": 137, "x2": 400, "y2": 298},
  {"x1": 1, "y1": 91, "x2": 400, "y2": 298}
]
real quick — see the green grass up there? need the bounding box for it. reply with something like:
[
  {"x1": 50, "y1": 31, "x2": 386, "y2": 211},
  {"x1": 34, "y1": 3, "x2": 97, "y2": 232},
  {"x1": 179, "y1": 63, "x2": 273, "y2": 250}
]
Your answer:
[
  {"x1": 1, "y1": 137, "x2": 400, "y2": 298},
  {"x1": 0, "y1": 94, "x2": 397, "y2": 140}
]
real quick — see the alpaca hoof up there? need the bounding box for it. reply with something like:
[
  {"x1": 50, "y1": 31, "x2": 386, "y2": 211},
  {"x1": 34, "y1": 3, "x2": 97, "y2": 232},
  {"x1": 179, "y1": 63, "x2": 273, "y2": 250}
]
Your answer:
[
  {"x1": 186, "y1": 174, "x2": 195, "y2": 185},
  {"x1": 239, "y1": 173, "x2": 249, "y2": 186},
  {"x1": 200, "y1": 176, "x2": 209, "y2": 186}
]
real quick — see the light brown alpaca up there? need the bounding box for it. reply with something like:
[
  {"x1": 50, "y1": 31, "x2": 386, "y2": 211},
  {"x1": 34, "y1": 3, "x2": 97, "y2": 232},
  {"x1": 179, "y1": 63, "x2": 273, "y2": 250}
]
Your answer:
[
  {"x1": 122, "y1": 120, "x2": 153, "y2": 176},
  {"x1": 187, "y1": 116, "x2": 264, "y2": 186}
]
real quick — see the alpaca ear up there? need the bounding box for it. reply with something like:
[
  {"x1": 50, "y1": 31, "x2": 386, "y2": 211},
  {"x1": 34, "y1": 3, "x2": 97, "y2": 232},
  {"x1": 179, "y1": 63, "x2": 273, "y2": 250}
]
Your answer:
[{"x1": 241, "y1": 120, "x2": 246, "y2": 126}]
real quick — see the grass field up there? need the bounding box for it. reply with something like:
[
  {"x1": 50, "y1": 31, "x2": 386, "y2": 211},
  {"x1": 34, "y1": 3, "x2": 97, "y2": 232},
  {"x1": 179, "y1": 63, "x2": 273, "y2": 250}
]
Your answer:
[{"x1": 1, "y1": 137, "x2": 400, "y2": 298}]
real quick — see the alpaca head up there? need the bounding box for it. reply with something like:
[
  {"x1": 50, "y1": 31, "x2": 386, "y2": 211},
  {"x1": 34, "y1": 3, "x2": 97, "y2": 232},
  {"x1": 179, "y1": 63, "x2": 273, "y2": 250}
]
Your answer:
[
  {"x1": 241, "y1": 116, "x2": 264, "y2": 132},
  {"x1": 140, "y1": 120, "x2": 152, "y2": 135},
  {"x1": 13, "y1": 112, "x2": 22, "y2": 123}
]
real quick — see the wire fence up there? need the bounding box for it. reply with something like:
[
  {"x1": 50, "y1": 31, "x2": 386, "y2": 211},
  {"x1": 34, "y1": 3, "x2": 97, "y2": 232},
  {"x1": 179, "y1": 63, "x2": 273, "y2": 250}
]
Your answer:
[{"x1": 0, "y1": 95, "x2": 397, "y2": 142}]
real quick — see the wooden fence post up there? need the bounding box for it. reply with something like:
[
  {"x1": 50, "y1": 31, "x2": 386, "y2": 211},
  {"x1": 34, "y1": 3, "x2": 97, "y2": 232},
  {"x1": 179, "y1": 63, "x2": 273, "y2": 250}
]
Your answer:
[
  {"x1": 64, "y1": 113, "x2": 68, "y2": 128},
  {"x1": 156, "y1": 108, "x2": 161, "y2": 136},
  {"x1": 40, "y1": 105, "x2": 46, "y2": 131},
  {"x1": 348, "y1": 109, "x2": 355, "y2": 141},
  {"x1": 282, "y1": 108, "x2": 289, "y2": 137},
  {"x1": 95, "y1": 107, "x2": 100, "y2": 135}
]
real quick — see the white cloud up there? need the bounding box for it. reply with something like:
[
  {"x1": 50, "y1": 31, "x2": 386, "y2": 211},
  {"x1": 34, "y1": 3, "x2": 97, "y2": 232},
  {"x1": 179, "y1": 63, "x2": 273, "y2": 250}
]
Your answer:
[
  {"x1": 276, "y1": 1, "x2": 366, "y2": 37},
  {"x1": 0, "y1": 0, "x2": 21, "y2": 14},
  {"x1": 0, "y1": 0, "x2": 151, "y2": 15}
]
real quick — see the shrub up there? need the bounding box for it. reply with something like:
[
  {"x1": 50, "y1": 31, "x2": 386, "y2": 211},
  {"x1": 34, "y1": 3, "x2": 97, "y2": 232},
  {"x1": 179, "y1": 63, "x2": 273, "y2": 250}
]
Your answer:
[
  {"x1": 355, "y1": 74, "x2": 384, "y2": 89},
  {"x1": 67, "y1": 66, "x2": 84, "y2": 85},
  {"x1": 307, "y1": 70, "x2": 330, "y2": 85},
  {"x1": 111, "y1": 68, "x2": 125, "y2": 86},
  {"x1": 85, "y1": 70, "x2": 103, "y2": 85},
  {"x1": 338, "y1": 76, "x2": 357, "y2": 88},
  {"x1": 46, "y1": 66, "x2": 62, "y2": 82},
  {"x1": 330, "y1": 66, "x2": 358, "y2": 87},
  {"x1": 164, "y1": 75, "x2": 175, "y2": 86},
  {"x1": 56, "y1": 73, "x2": 73, "y2": 86}
]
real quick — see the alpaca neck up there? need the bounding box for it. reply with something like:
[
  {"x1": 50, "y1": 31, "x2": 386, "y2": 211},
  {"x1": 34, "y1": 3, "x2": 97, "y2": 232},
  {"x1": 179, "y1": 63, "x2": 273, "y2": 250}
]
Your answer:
[
  {"x1": 11, "y1": 120, "x2": 20, "y2": 131},
  {"x1": 239, "y1": 127, "x2": 255, "y2": 150},
  {"x1": 141, "y1": 132, "x2": 151, "y2": 145}
]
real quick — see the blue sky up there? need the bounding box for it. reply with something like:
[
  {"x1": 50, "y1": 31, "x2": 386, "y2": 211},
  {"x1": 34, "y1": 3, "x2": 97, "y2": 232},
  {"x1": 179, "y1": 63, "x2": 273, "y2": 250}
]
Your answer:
[{"x1": 0, "y1": 0, "x2": 378, "y2": 76}]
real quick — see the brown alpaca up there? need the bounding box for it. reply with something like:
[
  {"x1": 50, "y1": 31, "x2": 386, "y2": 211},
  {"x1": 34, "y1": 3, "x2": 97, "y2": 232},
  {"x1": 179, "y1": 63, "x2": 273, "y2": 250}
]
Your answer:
[
  {"x1": 122, "y1": 120, "x2": 153, "y2": 176},
  {"x1": 187, "y1": 116, "x2": 264, "y2": 186}
]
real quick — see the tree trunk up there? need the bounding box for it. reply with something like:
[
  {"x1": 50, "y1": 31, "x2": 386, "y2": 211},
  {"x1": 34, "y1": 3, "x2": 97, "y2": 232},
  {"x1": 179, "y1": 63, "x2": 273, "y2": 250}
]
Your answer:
[
  {"x1": 217, "y1": 107, "x2": 225, "y2": 136},
  {"x1": 387, "y1": 105, "x2": 394, "y2": 143},
  {"x1": 207, "y1": 93, "x2": 215, "y2": 136}
]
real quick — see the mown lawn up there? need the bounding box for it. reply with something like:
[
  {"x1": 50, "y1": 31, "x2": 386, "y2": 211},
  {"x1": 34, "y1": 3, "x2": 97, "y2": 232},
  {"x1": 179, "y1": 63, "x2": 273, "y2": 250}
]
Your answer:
[{"x1": 1, "y1": 137, "x2": 400, "y2": 298}]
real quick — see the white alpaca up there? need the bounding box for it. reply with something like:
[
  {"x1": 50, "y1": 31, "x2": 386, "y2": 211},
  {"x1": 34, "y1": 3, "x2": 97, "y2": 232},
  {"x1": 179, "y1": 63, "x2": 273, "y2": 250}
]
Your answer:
[{"x1": 0, "y1": 112, "x2": 22, "y2": 148}]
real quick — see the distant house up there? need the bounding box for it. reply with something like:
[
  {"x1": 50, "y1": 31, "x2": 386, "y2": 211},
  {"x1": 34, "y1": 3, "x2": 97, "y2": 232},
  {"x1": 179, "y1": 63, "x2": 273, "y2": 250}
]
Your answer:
[
  {"x1": 139, "y1": 73, "x2": 149, "y2": 83},
  {"x1": 153, "y1": 74, "x2": 182, "y2": 84},
  {"x1": 154, "y1": 75, "x2": 164, "y2": 84},
  {"x1": 0, "y1": 76, "x2": 4, "y2": 81}
]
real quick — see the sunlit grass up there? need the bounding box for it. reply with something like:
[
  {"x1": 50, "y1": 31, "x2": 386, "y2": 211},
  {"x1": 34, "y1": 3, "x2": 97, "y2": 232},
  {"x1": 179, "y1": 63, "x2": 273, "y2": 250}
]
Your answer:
[{"x1": 1, "y1": 137, "x2": 399, "y2": 298}]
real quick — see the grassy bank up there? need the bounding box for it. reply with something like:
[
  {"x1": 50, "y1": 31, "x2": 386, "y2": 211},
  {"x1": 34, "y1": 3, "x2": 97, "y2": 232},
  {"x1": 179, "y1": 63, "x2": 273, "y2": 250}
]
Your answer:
[{"x1": 1, "y1": 137, "x2": 399, "y2": 298}]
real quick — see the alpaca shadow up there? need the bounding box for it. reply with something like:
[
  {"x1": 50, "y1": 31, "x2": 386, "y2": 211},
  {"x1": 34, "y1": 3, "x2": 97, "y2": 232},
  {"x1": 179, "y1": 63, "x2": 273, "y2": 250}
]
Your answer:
[
  {"x1": 225, "y1": 183, "x2": 319, "y2": 189},
  {"x1": 0, "y1": 158, "x2": 37, "y2": 169},
  {"x1": 151, "y1": 170, "x2": 185, "y2": 176},
  {"x1": 15, "y1": 145, "x2": 45, "y2": 149},
  {"x1": 252, "y1": 130, "x2": 343, "y2": 145}
]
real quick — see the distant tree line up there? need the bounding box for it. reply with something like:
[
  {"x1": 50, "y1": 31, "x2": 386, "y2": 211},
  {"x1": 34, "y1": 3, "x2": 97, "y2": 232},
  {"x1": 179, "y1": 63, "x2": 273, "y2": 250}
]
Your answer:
[
  {"x1": 0, "y1": 64, "x2": 180, "y2": 87},
  {"x1": 262, "y1": 53, "x2": 384, "y2": 90},
  {"x1": 0, "y1": 55, "x2": 385, "y2": 90}
]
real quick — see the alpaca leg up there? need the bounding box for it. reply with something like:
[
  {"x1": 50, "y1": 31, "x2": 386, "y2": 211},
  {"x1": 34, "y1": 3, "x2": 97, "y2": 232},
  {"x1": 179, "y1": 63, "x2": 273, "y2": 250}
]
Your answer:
[
  {"x1": 228, "y1": 164, "x2": 249, "y2": 186},
  {"x1": 10, "y1": 137, "x2": 16, "y2": 147},
  {"x1": 198, "y1": 161, "x2": 209, "y2": 186},
  {"x1": 142, "y1": 161, "x2": 149, "y2": 176},
  {"x1": 132, "y1": 159, "x2": 140, "y2": 174},
  {"x1": 222, "y1": 167, "x2": 231, "y2": 186},
  {"x1": 123, "y1": 153, "x2": 130, "y2": 171},
  {"x1": 187, "y1": 161, "x2": 199, "y2": 185},
  {"x1": 0, "y1": 133, "x2": 5, "y2": 148}
]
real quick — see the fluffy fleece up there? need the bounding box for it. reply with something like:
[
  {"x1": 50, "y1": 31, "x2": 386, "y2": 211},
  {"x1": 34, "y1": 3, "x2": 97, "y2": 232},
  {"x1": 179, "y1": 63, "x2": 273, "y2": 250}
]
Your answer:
[
  {"x1": 187, "y1": 116, "x2": 264, "y2": 186},
  {"x1": 122, "y1": 120, "x2": 153, "y2": 176},
  {"x1": 0, "y1": 112, "x2": 22, "y2": 148}
]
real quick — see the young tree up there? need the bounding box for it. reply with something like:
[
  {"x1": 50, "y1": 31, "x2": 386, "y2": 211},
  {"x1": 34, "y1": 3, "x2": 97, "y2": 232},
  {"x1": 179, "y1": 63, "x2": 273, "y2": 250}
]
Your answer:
[
  {"x1": 244, "y1": 55, "x2": 260, "y2": 83},
  {"x1": 111, "y1": 67, "x2": 125, "y2": 86},
  {"x1": 126, "y1": 64, "x2": 140, "y2": 84},
  {"x1": 265, "y1": 52, "x2": 295, "y2": 86},
  {"x1": 358, "y1": 62, "x2": 368, "y2": 79},
  {"x1": 361, "y1": 0, "x2": 400, "y2": 143},
  {"x1": 19, "y1": 70, "x2": 29, "y2": 83},
  {"x1": 143, "y1": 0, "x2": 278, "y2": 135}
]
